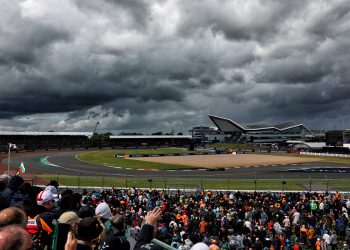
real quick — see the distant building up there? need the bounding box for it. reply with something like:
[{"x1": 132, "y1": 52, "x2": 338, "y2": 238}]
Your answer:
[
  {"x1": 342, "y1": 130, "x2": 350, "y2": 149},
  {"x1": 0, "y1": 131, "x2": 92, "y2": 151},
  {"x1": 208, "y1": 115, "x2": 322, "y2": 144},
  {"x1": 325, "y1": 130, "x2": 344, "y2": 146},
  {"x1": 109, "y1": 135, "x2": 191, "y2": 148},
  {"x1": 189, "y1": 126, "x2": 228, "y2": 143}
]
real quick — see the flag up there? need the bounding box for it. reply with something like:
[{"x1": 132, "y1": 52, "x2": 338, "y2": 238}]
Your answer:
[{"x1": 16, "y1": 162, "x2": 25, "y2": 175}]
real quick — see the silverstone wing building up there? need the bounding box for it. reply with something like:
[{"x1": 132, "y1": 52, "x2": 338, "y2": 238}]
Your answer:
[{"x1": 208, "y1": 115, "x2": 317, "y2": 143}]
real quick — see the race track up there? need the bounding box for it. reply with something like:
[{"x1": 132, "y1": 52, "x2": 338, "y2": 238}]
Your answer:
[{"x1": 3, "y1": 151, "x2": 350, "y2": 180}]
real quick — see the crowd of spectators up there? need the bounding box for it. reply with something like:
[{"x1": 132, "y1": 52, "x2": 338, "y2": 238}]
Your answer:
[{"x1": 1, "y1": 173, "x2": 350, "y2": 250}]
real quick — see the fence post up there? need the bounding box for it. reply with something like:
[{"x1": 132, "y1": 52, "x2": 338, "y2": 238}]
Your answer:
[
  {"x1": 254, "y1": 173, "x2": 257, "y2": 192},
  {"x1": 164, "y1": 172, "x2": 167, "y2": 192},
  {"x1": 78, "y1": 173, "x2": 81, "y2": 193},
  {"x1": 34, "y1": 168, "x2": 39, "y2": 186},
  {"x1": 148, "y1": 175, "x2": 152, "y2": 190},
  {"x1": 309, "y1": 175, "x2": 312, "y2": 192},
  {"x1": 325, "y1": 174, "x2": 329, "y2": 193},
  {"x1": 281, "y1": 175, "x2": 287, "y2": 193},
  {"x1": 200, "y1": 176, "x2": 203, "y2": 191},
  {"x1": 101, "y1": 175, "x2": 105, "y2": 190},
  {"x1": 56, "y1": 171, "x2": 60, "y2": 184},
  {"x1": 125, "y1": 175, "x2": 128, "y2": 189}
]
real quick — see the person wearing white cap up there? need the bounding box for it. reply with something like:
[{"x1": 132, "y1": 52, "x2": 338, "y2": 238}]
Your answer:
[
  {"x1": 26, "y1": 190, "x2": 56, "y2": 250},
  {"x1": 95, "y1": 201, "x2": 112, "y2": 231},
  {"x1": 190, "y1": 242, "x2": 209, "y2": 250}
]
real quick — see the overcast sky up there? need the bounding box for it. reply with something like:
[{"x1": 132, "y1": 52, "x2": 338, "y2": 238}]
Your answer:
[{"x1": 1, "y1": 0, "x2": 350, "y2": 134}]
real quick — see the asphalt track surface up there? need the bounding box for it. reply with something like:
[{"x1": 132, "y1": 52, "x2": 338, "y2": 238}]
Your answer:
[{"x1": 4, "y1": 151, "x2": 350, "y2": 179}]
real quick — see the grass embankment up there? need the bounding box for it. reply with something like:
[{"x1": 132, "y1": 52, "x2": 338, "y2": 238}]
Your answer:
[
  {"x1": 77, "y1": 149, "x2": 195, "y2": 170},
  {"x1": 39, "y1": 175, "x2": 350, "y2": 191}
]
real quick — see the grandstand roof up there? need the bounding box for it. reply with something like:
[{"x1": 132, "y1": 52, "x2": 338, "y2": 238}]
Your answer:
[
  {"x1": 0, "y1": 131, "x2": 93, "y2": 136},
  {"x1": 110, "y1": 135, "x2": 191, "y2": 139},
  {"x1": 208, "y1": 115, "x2": 314, "y2": 134}
]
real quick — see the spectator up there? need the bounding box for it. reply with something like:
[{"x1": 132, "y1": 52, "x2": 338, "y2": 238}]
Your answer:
[
  {"x1": 134, "y1": 207, "x2": 162, "y2": 250},
  {"x1": 26, "y1": 190, "x2": 56, "y2": 250},
  {"x1": 59, "y1": 211, "x2": 81, "y2": 235},
  {"x1": 95, "y1": 201, "x2": 112, "y2": 230},
  {"x1": 79, "y1": 196, "x2": 95, "y2": 218},
  {"x1": 0, "y1": 207, "x2": 27, "y2": 228},
  {"x1": 98, "y1": 215, "x2": 129, "y2": 250},
  {"x1": 77, "y1": 217, "x2": 103, "y2": 250},
  {"x1": 0, "y1": 225, "x2": 33, "y2": 250},
  {"x1": 330, "y1": 231, "x2": 338, "y2": 250},
  {"x1": 0, "y1": 175, "x2": 24, "y2": 209}
]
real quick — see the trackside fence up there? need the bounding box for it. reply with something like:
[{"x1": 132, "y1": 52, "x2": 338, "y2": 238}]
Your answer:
[{"x1": 28, "y1": 170, "x2": 350, "y2": 194}]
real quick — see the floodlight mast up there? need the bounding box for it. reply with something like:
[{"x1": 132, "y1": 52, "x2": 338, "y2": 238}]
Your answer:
[{"x1": 93, "y1": 121, "x2": 100, "y2": 135}]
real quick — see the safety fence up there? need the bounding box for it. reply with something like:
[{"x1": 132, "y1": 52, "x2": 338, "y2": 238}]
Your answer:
[{"x1": 26, "y1": 170, "x2": 350, "y2": 194}]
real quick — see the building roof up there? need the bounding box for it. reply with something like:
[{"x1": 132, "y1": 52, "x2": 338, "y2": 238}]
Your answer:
[
  {"x1": 0, "y1": 131, "x2": 93, "y2": 136},
  {"x1": 208, "y1": 115, "x2": 314, "y2": 135},
  {"x1": 110, "y1": 135, "x2": 191, "y2": 139}
]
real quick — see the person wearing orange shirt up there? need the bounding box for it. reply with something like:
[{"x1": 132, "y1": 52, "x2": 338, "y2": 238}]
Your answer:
[
  {"x1": 181, "y1": 211, "x2": 188, "y2": 225},
  {"x1": 315, "y1": 238, "x2": 321, "y2": 250},
  {"x1": 199, "y1": 219, "x2": 208, "y2": 235},
  {"x1": 307, "y1": 226, "x2": 315, "y2": 247}
]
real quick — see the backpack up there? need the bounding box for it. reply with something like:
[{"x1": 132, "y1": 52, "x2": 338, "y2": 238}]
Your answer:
[{"x1": 26, "y1": 215, "x2": 43, "y2": 250}]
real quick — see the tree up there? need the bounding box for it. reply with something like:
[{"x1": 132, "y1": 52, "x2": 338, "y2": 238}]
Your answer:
[{"x1": 152, "y1": 132, "x2": 163, "y2": 135}]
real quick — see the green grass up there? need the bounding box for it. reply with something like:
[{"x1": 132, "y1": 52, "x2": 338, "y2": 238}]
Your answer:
[
  {"x1": 77, "y1": 148, "x2": 350, "y2": 171},
  {"x1": 39, "y1": 175, "x2": 350, "y2": 191},
  {"x1": 77, "y1": 149, "x2": 195, "y2": 170}
]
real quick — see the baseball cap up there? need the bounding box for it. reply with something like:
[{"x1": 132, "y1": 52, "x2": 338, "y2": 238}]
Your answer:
[
  {"x1": 45, "y1": 185, "x2": 58, "y2": 194},
  {"x1": 37, "y1": 190, "x2": 55, "y2": 204},
  {"x1": 59, "y1": 211, "x2": 81, "y2": 225},
  {"x1": 95, "y1": 202, "x2": 111, "y2": 219}
]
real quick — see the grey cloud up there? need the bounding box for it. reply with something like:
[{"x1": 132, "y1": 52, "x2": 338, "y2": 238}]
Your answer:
[
  {"x1": 177, "y1": 0, "x2": 302, "y2": 41},
  {"x1": 75, "y1": 0, "x2": 150, "y2": 30},
  {"x1": 306, "y1": 2, "x2": 350, "y2": 39},
  {"x1": 1, "y1": 0, "x2": 350, "y2": 133}
]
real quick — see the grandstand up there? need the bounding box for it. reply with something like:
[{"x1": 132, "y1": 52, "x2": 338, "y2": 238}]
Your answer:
[
  {"x1": 0, "y1": 131, "x2": 93, "y2": 152},
  {"x1": 208, "y1": 115, "x2": 323, "y2": 144},
  {"x1": 109, "y1": 135, "x2": 191, "y2": 148}
]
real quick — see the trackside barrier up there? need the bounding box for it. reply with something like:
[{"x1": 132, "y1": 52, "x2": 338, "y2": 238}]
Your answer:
[{"x1": 300, "y1": 152, "x2": 350, "y2": 158}]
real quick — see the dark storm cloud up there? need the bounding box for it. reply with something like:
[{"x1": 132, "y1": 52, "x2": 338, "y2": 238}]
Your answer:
[
  {"x1": 176, "y1": 0, "x2": 302, "y2": 41},
  {"x1": 1, "y1": 0, "x2": 350, "y2": 132},
  {"x1": 75, "y1": 0, "x2": 150, "y2": 30}
]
